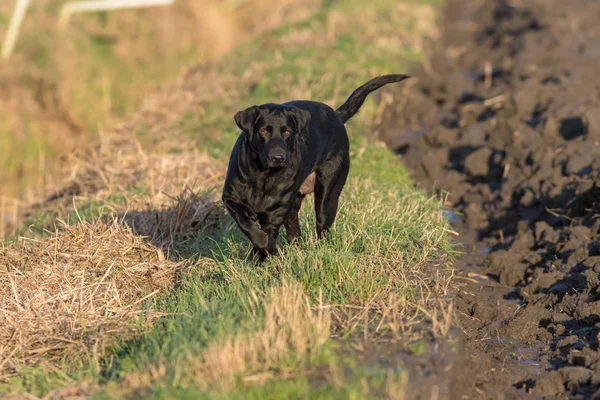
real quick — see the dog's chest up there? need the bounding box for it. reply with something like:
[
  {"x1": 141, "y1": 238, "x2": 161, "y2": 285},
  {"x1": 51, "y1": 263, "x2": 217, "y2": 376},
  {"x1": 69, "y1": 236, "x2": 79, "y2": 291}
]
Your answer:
[{"x1": 242, "y1": 177, "x2": 295, "y2": 213}]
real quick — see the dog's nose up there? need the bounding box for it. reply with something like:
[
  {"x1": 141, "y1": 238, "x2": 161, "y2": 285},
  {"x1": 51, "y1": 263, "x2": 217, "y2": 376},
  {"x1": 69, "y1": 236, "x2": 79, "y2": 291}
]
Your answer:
[{"x1": 269, "y1": 151, "x2": 286, "y2": 163}]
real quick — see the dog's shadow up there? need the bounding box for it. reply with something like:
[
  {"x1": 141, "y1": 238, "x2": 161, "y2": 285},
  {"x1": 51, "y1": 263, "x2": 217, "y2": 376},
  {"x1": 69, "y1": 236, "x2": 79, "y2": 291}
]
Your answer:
[
  {"x1": 118, "y1": 186, "x2": 316, "y2": 268},
  {"x1": 118, "y1": 187, "x2": 238, "y2": 263}
]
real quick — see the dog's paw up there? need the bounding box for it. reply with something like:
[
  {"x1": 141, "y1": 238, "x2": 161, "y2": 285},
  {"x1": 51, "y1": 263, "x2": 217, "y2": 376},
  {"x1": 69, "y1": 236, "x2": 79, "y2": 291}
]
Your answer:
[
  {"x1": 266, "y1": 236, "x2": 278, "y2": 255},
  {"x1": 252, "y1": 231, "x2": 269, "y2": 250},
  {"x1": 246, "y1": 247, "x2": 267, "y2": 264}
]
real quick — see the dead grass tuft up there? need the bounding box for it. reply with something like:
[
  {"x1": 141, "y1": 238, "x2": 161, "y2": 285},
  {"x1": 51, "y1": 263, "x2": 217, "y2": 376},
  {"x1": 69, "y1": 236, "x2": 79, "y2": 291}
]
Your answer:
[
  {"x1": 124, "y1": 186, "x2": 224, "y2": 250},
  {"x1": 121, "y1": 281, "x2": 330, "y2": 392},
  {"x1": 192, "y1": 282, "x2": 330, "y2": 389},
  {"x1": 0, "y1": 219, "x2": 187, "y2": 378},
  {"x1": 52, "y1": 132, "x2": 225, "y2": 206},
  {"x1": 323, "y1": 261, "x2": 454, "y2": 345}
]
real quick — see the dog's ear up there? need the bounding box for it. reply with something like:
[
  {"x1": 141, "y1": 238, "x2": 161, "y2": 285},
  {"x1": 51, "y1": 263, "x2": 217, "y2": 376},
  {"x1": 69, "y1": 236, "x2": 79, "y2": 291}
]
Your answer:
[
  {"x1": 292, "y1": 108, "x2": 311, "y2": 133},
  {"x1": 234, "y1": 106, "x2": 260, "y2": 134}
]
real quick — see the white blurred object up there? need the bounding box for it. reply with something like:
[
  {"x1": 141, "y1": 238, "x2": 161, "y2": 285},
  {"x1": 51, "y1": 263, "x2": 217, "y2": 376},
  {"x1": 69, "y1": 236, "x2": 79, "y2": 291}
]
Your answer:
[
  {"x1": 58, "y1": 0, "x2": 174, "y2": 29},
  {"x1": 1, "y1": 0, "x2": 31, "y2": 60},
  {"x1": 1, "y1": 0, "x2": 176, "y2": 60}
]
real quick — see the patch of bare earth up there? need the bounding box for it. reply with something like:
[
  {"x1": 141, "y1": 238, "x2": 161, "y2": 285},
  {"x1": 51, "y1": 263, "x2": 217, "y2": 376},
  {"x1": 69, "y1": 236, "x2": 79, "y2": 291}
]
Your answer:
[{"x1": 379, "y1": 0, "x2": 600, "y2": 398}]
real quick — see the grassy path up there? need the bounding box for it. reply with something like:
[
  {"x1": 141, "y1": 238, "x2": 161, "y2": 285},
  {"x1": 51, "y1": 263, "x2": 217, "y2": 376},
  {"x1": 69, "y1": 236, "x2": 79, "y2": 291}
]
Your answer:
[{"x1": 1, "y1": 1, "x2": 454, "y2": 398}]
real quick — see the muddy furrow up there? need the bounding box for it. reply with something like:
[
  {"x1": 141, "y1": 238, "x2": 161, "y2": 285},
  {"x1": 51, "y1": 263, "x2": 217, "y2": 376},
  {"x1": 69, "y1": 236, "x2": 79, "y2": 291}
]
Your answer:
[{"x1": 380, "y1": 0, "x2": 600, "y2": 398}]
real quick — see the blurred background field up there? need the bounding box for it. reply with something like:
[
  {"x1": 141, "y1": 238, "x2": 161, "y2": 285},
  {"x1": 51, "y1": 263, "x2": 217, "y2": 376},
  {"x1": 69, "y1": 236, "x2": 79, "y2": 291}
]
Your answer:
[{"x1": 0, "y1": 0, "x2": 322, "y2": 201}]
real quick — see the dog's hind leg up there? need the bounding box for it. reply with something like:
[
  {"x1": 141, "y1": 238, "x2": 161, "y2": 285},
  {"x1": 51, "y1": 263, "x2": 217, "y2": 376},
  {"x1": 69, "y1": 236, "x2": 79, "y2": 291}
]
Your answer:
[
  {"x1": 283, "y1": 194, "x2": 305, "y2": 242},
  {"x1": 314, "y1": 155, "x2": 350, "y2": 238}
]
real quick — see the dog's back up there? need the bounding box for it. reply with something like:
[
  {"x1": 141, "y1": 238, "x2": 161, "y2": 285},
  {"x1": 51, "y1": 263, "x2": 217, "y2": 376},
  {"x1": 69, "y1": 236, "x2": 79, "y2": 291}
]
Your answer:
[
  {"x1": 284, "y1": 100, "x2": 344, "y2": 130},
  {"x1": 283, "y1": 100, "x2": 349, "y2": 161}
]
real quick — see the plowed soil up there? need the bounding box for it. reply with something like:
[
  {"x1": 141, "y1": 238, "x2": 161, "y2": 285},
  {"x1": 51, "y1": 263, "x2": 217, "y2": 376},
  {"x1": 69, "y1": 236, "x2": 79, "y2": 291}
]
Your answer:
[{"x1": 379, "y1": 0, "x2": 600, "y2": 398}]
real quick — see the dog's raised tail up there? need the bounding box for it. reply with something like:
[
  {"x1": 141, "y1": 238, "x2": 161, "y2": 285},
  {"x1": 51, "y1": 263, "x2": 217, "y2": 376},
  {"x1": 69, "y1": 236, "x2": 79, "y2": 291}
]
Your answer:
[{"x1": 335, "y1": 74, "x2": 410, "y2": 124}]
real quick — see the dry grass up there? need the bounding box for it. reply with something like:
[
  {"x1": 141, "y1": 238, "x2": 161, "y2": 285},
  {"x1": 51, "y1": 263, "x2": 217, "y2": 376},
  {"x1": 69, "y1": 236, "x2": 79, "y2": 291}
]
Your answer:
[
  {"x1": 3, "y1": 380, "x2": 98, "y2": 400},
  {"x1": 113, "y1": 64, "x2": 239, "y2": 143},
  {"x1": 188, "y1": 282, "x2": 330, "y2": 389},
  {"x1": 0, "y1": 88, "x2": 229, "y2": 376},
  {"x1": 119, "y1": 281, "x2": 330, "y2": 393},
  {"x1": 51, "y1": 132, "x2": 226, "y2": 207},
  {"x1": 320, "y1": 258, "x2": 454, "y2": 344},
  {"x1": 0, "y1": 196, "x2": 21, "y2": 242},
  {"x1": 0, "y1": 132, "x2": 226, "y2": 384},
  {"x1": 1, "y1": 132, "x2": 227, "y2": 241},
  {"x1": 0, "y1": 219, "x2": 199, "y2": 378}
]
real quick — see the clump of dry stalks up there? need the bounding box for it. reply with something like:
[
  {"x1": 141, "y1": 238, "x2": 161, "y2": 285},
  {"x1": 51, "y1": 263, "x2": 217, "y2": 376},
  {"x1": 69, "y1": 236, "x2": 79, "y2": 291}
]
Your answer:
[
  {"x1": 61, "y1": 132, "x2": 227, "y2": 250},
  {"x1": 0, "y1": 219, "x2": 190, "y2": 379},
  {"x1": 120, "y1": 281, "x2": 331, "y2": 394},
  {"x1": 49, "y1": 132, "x2": 226, "y2": 209},
  {"x1": 124, "y1": 186, "x2": 224, "y2": 250},
  {"x1": 190, "y1": 282, "x2": 330, "y2": 390}
]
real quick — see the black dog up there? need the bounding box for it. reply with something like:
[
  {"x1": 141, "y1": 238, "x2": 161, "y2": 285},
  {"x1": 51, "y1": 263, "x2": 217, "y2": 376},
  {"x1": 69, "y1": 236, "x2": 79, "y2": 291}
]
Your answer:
[{"x1": 222, "y1": 74, "x2": 409, "y2": 262}]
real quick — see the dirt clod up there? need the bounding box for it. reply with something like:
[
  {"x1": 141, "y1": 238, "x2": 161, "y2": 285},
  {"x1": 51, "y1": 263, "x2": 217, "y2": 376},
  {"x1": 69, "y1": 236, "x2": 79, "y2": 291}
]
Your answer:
[{"x1": 463, "y1": 147, "x2": 492, "y2": 178}]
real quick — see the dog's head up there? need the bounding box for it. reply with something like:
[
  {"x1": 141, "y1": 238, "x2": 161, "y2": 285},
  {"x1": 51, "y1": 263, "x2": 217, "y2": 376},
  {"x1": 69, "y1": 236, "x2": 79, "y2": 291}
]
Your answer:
[{"x1": 234, "y1": 104, "x2": 311, "y2": 169}]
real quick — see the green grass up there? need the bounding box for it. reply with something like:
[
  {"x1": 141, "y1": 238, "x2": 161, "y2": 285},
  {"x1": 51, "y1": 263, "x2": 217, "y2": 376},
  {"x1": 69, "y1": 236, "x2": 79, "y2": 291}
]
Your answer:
[
  {"x1": 1, "y1": 0, "x2": 455, "y2": 398},
  {"x1": 94, "y1": 358, "x2": 408, "y2": 400},
  {"x1": 97, "y1": 359, "x2": 409, "y2": 400}
]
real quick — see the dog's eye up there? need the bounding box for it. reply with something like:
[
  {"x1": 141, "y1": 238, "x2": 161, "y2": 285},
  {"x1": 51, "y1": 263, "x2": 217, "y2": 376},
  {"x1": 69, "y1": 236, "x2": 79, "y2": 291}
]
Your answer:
[
  {"x1": 283, "y1": 130, "x2": 292, "y2": 137},
  {"x1": 260, "y1": 129, "x2": 268, "y2": 135}
]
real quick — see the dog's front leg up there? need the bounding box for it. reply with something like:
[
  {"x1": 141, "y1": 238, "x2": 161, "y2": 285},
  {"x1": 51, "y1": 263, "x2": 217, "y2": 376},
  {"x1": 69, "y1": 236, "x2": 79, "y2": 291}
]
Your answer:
[
  {"x1": 223, "y1": 200, "x2": 270, "y2": 252},
  {"x1": 256, "y1": 207, "x2": 289, "y2": 255},
  {"x1": 247, "y1": 225, "x2": 279, "y2": 263}
]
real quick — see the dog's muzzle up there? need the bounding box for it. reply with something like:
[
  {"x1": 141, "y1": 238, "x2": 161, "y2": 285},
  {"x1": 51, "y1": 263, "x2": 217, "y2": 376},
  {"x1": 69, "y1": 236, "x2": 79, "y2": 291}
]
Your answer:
[{"x1": 268, "y1": 150, "x2": 287, "y2": 167}]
